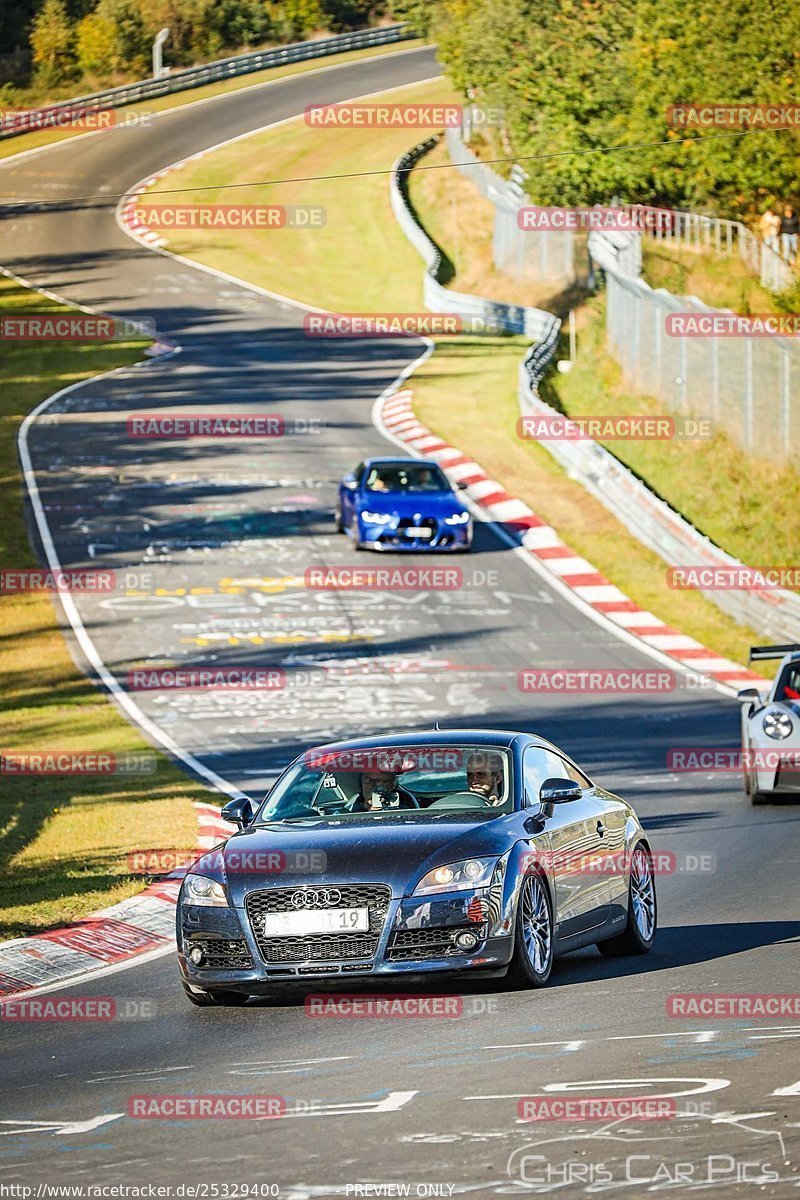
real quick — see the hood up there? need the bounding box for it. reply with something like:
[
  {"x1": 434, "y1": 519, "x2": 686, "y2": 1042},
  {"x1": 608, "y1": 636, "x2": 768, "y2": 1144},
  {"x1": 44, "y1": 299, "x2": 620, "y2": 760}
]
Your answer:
[
  {"x1": 359, "y1": 490, "x2": 467, "y2": 519},
  {"x1": 202, "y1": 813, "x2": 511, "y2": 904}
]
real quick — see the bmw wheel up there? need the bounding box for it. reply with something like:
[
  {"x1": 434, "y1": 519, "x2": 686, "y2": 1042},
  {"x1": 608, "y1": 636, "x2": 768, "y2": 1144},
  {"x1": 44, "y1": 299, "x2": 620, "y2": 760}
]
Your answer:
[
  {"x1": 182, "y1": 982, "x2": 250, "y2": 1007},
  {"x1": 508, "y1": 872, "x2": 553, "y2": 987},
  {"x1": 598, "y1": 843, "x2": 656, "y2": 957},
  {"x1": 350, "y1": 516, "x2": 365, "y2": 550}
]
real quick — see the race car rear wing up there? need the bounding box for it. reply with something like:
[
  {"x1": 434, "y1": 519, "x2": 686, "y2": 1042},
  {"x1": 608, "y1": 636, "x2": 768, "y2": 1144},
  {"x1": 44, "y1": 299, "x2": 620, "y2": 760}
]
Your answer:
[{"x1": 749, "y1": 644, "x2": 800, "y2": 662}]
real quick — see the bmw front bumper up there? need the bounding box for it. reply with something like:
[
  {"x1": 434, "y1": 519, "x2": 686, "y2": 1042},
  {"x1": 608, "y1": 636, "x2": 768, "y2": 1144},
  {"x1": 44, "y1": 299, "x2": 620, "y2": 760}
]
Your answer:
[{"x1": 357, "y1": 520, "x2": 473, "y2": 552}]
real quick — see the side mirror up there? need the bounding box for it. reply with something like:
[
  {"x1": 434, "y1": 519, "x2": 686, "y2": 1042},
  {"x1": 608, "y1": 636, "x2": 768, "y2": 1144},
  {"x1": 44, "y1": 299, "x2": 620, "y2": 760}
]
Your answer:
[
  {"x1": 343, "y1": 478, "x2": 358, "y2": 491},
  {"x1": 737, "y1": 688, "x2": 762, "y2": 705},
  {"x1": 221, "y1": 796, "x2": 256, "y2": 829},
  {"x1": 539, "y1": 777, "x2": 582, "y2": 805}
]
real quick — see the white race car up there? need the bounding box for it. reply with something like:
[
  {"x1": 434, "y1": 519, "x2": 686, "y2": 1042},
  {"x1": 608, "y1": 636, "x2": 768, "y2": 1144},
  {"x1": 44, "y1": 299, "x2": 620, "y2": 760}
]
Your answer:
[{"x1": 738, "y1": 644, "x2": 800, "y2": 804}]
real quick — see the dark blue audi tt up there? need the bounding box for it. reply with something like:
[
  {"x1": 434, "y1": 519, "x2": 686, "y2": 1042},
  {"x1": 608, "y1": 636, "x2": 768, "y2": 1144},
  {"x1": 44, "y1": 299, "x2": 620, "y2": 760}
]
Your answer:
[
  {"x1": 335, "y1": 457, "x2": 472, "y2": 551},
  {"x1": 177, "y1": 731, "x2": 656, "y2": 1005}
]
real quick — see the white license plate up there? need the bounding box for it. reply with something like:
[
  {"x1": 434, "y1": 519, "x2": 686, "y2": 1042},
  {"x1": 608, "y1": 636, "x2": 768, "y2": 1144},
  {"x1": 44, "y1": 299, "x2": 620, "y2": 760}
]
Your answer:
[
  {"x1": 406, "y1": 527, "x2": 433, "y2": 538},
  {"x1": 264, "y1": 907, "x2": 369, "y2": 937}
]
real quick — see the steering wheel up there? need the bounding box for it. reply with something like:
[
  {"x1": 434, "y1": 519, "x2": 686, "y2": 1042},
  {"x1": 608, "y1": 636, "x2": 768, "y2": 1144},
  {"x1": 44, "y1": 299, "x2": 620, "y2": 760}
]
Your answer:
[{"x1": 429, "y1": 790, "x2": 491, "y2": 809}]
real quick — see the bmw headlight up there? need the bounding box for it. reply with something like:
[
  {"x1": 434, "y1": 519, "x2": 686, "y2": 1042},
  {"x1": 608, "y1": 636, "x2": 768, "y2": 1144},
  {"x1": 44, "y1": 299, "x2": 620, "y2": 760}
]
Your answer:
[
  {"x1": 360, "y1": 511, "x2": 394, "y2": 526},
  {"x1": 413, "y1": 857, "x2": 497, "y2": 895},
  {"x1": 763, "y1": 710, "x2": 793, "y2": 740},
  {"x1": 182, "y1": 873, "x2": 228, "y2": 907},
  {"x1": 444, "y1": 511, "x2": 471, "y2": 526}
]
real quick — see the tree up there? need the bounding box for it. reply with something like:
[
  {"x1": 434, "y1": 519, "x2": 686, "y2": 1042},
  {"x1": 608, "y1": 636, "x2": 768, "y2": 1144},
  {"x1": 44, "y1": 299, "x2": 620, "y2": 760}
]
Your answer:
[
  {"x1": 267, "y1": 0, "x2": 328, "y2": 41},
  {"x1": 75, "y1": 10, "x2": 116, "y2": 75},
  {"x1": 30, "y1": 0, "x2": 74, "y2": 84},
  {"x1": 388, "y1": 0, "x2": 432, "y2": 36}
]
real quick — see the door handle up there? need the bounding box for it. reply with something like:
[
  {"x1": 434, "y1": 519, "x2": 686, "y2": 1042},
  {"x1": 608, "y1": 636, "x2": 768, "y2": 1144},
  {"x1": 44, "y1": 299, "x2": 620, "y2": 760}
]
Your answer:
[{"x1": 596, "y1": 820, "x2": 606, "y2": 836}]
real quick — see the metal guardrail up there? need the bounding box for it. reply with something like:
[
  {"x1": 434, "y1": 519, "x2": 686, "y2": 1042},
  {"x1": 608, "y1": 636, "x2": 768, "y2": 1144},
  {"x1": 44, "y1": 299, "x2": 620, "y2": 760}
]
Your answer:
[
  {"x1": 391, "y1": 136, "x2": 560, "y2": 342},
  {"x1": 0, "y1": 24, "x2": 413, "y2": 138}
]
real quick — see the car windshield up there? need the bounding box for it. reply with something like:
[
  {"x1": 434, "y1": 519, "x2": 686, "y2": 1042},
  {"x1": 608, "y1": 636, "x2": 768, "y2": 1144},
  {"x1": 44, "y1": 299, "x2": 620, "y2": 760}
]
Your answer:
[
  {"x1": 255, "y1": 745, "x2": 513, "y2": 822},
  {"x1": 364, "y1": 463, "x2": 450, "y2": 493}
]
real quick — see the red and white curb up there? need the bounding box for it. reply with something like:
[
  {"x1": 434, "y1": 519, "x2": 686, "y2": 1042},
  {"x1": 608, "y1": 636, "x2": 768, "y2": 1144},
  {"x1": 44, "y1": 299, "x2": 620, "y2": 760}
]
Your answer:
[
  {"x1": 119, "y1": 152, "x2": 209, "y2": 249},
  {"x1": 380, "y1": 388, "x2": 771, "y2": 692},
  {"x1": 0, "y1": 802, "x2": 230, "y2": 999}
]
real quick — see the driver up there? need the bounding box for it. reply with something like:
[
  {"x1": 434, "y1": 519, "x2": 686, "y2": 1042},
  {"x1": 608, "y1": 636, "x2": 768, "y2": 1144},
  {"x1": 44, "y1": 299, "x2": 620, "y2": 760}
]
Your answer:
[
  {"x1": 465, "y1": 752, "x2": 505, "y2": 807},
  {"x1": 349, "y1": 768, "x2": 417, "y2": 811},
  {"x1": 366, "y1": 468, "x2": 390, "y2": 493}
]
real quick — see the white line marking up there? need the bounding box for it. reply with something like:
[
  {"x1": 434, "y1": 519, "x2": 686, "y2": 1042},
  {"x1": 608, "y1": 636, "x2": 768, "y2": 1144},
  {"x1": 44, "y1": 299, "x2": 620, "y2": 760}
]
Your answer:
[{"x1": 0, "y1": 1115, "x2": 124, "y2": 1136}]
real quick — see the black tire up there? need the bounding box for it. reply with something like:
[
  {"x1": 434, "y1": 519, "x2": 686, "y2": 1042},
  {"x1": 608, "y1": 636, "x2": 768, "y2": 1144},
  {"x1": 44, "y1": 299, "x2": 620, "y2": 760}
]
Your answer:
[
  {"x1": 181, "y1": 982, "x2": 250, "y2": 1007},
  {"x1": 350, "y1": 516, "x2": 365, "y2": 551},
  {"x1": 507, "y1": 872, "x2": 554, "y2": 987},
  {"x1": 334, "y1": 507, "x2": 343, "y2": 533},
  {"x1": 598, "y1": 843, "x2": 656, "y2": 957},
  {"x1": 751, "y1": 790, "x2": 771, "y2": 806}
]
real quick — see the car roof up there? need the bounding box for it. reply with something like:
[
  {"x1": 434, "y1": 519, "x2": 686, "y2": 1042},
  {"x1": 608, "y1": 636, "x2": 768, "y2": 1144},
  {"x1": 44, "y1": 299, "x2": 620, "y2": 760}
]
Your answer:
[
  {"x1": 363, "y1": 457, "x2": 442, "y2": 468},
  {"x1": 297, "y1": 729, "x2": 558, "y2": 756}
]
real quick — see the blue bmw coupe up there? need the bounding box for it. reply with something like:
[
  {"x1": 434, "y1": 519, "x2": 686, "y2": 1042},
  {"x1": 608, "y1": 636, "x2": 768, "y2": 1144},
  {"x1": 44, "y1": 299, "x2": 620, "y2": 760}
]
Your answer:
[{"x1": 335, "y1": 457, "x2": 472, "y2": 551}]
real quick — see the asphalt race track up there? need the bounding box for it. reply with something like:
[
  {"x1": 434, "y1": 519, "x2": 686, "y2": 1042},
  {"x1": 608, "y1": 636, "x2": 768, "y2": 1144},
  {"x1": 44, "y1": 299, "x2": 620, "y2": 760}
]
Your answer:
[{"x1": 1, "y1": 46, "x2": 799, "y2": 1197}]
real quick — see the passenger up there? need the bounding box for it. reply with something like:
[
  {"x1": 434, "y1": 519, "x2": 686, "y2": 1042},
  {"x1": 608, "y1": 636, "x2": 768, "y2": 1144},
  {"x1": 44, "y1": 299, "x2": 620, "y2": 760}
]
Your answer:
[
  {"x1": 465, "y1": 752, "x2": 505, "y2": 806},
  {"x1": 349, "y1": 769, "x2": 417, "y2": 811}
]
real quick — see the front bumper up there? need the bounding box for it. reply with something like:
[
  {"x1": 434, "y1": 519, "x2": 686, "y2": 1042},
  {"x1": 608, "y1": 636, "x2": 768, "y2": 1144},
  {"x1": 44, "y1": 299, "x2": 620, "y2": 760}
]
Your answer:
[
  {"x1": 178, "y1": 887, "x2": 513, "y2": 991},
  {"x1": 357, "y1": 518, "x2": 472, "y2": 552}
]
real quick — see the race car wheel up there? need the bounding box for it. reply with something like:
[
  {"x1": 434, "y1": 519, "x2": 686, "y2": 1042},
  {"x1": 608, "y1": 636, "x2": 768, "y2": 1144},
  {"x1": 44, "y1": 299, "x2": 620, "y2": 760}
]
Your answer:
[
  {"x1": 334, "y1": 506, "x2": 343, "y2": 533},
  {"x1": 350, "y1": 516, "x2": 365, "y2": 551},
  {"x1": 598, "y1": 843, "x2": 656, "y2": 957},
  {"x1": 508, "y1": 872, "x2": 553, "y2": 987},
  {"x1": 744, "y1": 760, "x2": 770, "y2": 804},
  {"x1": 182, "y1": 982, "x2": 250, "y2": 1007}
]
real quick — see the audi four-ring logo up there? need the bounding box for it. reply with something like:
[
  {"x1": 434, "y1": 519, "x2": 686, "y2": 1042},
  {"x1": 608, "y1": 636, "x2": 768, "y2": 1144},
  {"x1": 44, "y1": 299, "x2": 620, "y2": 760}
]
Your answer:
[{"x1": 290, "y1": 888, "x2": 342, "y2": 908}]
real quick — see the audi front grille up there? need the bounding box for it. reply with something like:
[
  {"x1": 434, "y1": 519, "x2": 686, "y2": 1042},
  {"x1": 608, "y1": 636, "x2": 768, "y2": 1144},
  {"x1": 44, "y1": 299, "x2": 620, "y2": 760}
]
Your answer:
[{"x1": 245, "y1": 884, "x2": 392, "y2": 964}]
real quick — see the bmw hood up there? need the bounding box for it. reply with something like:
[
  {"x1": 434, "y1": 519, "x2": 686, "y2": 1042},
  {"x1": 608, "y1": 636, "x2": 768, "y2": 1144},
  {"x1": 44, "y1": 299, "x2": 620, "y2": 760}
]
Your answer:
[
  {"x1": 199, "y1": 815, "x2": 510, "y2": 905},
  {"x1": 359, "y1": 492, "x2": 467, "y2": 519}
]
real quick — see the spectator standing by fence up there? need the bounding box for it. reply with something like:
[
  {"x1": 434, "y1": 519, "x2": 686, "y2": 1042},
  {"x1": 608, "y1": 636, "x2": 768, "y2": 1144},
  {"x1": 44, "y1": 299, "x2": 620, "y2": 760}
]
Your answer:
[
  {"x1": 759, "y1": 206, "x2": 780, "y2": 250},
  {"x1": 780, "y1": 205, "x2": 799, "y2": 261}
]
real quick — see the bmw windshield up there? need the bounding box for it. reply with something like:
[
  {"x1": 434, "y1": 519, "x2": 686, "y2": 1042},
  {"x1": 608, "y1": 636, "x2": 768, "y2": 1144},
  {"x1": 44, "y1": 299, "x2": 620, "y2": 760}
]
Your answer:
[
  {"x1": 255, "y1": 746, "x2": 513, "y2": 822},
  {"x1": 364, "y1": 463, "x2": 450, "y2": 493}
]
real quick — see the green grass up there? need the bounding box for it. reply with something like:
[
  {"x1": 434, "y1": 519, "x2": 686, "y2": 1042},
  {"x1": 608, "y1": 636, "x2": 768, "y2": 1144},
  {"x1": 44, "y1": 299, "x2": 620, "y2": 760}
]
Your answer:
[
  {"x1": 641, "y1": 240, "x2": 780, "y2": 314},
  {"x1": 0, "y1": 277, "x2": 204, "y2": 939},
  {"x1": 145, "y1": 80, "x2": 762, "y2": 667},
  {"x1": 146, "y1": 76, "x2": 457, "y2": 309},
  {"x1": 0, "y1": 39, "x2": 425, "y2": 163}
]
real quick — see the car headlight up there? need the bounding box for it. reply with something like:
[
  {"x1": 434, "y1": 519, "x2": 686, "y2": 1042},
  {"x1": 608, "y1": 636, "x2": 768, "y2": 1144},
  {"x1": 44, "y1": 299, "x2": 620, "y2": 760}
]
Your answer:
[
  {"x1": 182, "y1": 873, "x2": 228, "y2": 907},
  {"x1": 444, "y1": 511, "x2": 471, "y2": 526},
  {"x1": 763, "y1": 710, "x2": 793, "y2": 740},
  {"x1": 360, "y1": 511, "x2": 394, "y2": 526},
  {"x1": 413, "y1": 857, "x2": 497, "y2": 895}
]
